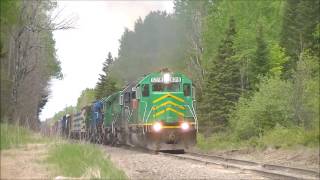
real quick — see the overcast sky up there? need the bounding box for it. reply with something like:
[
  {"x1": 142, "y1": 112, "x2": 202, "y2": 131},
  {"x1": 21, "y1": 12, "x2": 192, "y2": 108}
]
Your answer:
[{"x1": 40, "y1": 0, "x2": 174, "y2": 121}]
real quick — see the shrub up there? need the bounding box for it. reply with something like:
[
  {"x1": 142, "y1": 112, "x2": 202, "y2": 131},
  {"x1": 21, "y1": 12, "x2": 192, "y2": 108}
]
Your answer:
[
  {"x1": 261, "y1": 124, "x2": 319, "y2": 148},
  {"x1": 230, "y1": 76, "x2": 294, "y2": 139}
]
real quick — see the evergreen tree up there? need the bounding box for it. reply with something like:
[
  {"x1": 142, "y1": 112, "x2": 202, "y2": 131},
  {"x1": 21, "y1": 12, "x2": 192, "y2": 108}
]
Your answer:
[
  {"x1": 280, "y1": 0, "x2": 320, "y2": 78},
  {"x1": 200, "y1": 17, "x2": 241, "y2": 133},
  {"x1": 95, "y1": 52, "x2": 118, "y2": 99},
  {"x1": 251, "y1": 24, "x2": 270, "y2": 87}
]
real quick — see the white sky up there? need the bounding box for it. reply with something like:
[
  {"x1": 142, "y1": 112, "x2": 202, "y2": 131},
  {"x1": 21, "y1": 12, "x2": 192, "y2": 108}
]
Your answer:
[{"x1": 40, "y1": 0, "x2": 174, "y2": 121}]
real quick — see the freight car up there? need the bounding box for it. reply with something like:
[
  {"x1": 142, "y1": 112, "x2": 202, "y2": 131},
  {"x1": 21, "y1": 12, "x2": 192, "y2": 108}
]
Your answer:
[{"x1": 69, "y1": 110, "x2": 87, "y2": 140}]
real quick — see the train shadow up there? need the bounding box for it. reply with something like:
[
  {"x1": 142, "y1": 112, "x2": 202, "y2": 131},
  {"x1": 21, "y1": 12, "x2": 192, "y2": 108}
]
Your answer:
[{"x1": 159, "y1": 150, "x2": 185, "y2": 154}]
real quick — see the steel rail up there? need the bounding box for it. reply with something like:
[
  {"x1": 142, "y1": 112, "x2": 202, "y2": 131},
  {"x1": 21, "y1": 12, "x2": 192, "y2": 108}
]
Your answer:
[{"x1": 159, "y1": 151, "x2": 319, "y2": 180}]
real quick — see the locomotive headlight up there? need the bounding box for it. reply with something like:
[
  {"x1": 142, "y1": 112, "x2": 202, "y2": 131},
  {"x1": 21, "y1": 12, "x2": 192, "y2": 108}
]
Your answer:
[
  {"x1": 181, "y1": 122, "x2": 190, "y2": 130},
  {"x1": 153, "y1": 122, "x2": 162, "y2": 132},
  {"x1": 163, "y1": 73, "x2": 171, "y2": 84}
]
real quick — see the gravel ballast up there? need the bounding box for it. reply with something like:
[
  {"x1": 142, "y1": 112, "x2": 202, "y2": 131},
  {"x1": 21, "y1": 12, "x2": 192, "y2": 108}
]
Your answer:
[{"x1": 103, "y1": 146, "x2": 267, "y2": 179}]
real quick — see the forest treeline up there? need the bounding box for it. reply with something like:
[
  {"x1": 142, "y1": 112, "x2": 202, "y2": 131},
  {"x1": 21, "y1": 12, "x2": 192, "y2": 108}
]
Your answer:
[
  {"x1": 0, "y1": 0, "x2": 69, "y2": 129},
  {"x1": 50, "y1": 0, "x2": 319, "y2": 146}
]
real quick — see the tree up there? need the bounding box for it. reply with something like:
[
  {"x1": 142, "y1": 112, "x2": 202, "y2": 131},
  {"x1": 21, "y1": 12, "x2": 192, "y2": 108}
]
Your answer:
[
  {"x1": 174, "y1": 0, "x2": 208, "y2": 96},
  {"x1": 269, "y1": 43, "x2": 289, "y2": 76},
  {"x1": 291, "y1": 50, "x2": 319, "y2": 128},
  {"x1": 280, "y1": 0, "x2": 320, "y2": 78},
  {"x1": 0, "y1": 0, "x2": 69, "y2": 129},
  {"x1": 200, "y1": 17, "x2": 241, "y2": 133},
  {"x1": 250, "y1": 24, "x2": 270, "y2": 87},
  {"x1": 110, "y1": 11, "x2": 187, "y2": 83},
  {"x1": 76, "y1": 88, "x2": 96, "y2": 110},
  {"x1": 202, "y1": 0, "x2": 284, "y2": 94},
  {"x1": 51, "y1": 105, "x2": 76, "y2": 124},
  {"x1": 95, "y1": 52, "x2": 118, "y2": 99}
]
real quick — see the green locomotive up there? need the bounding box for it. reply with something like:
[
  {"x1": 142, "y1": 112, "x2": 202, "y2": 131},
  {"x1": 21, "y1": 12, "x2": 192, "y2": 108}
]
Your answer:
[{"x1": 102, "y1": 70, "x2": 198, "y2": 150}]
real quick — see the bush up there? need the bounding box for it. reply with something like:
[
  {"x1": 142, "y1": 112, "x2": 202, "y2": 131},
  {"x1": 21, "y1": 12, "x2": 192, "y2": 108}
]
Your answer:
[
  {"x1": 261, "y1": 125, "x2": 319, "y2": 148},
  {"x1": 230, "y1": 76, "x2": 294, "y2": 139},
  {"x1": 197, "y1": 125, "x2": 319, "y2": 150}
]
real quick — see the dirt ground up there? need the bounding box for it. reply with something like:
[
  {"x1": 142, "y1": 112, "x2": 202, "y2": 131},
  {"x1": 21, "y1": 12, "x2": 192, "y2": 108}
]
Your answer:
[
  {"x1": 0, "y1": 144, "x2": 52, "y2": 180},
  {"x1": 192, "y1": 146, "x2": 320, "y2": 172}
]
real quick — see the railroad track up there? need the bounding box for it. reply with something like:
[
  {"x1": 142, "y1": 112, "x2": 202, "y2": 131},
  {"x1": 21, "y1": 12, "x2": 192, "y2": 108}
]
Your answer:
[
  {"x1": 70, "y1": 139, "x2": 319, "y2": 179},
  {"x1": 159, "y1": 151, "x2": 319, "y2": 179}
]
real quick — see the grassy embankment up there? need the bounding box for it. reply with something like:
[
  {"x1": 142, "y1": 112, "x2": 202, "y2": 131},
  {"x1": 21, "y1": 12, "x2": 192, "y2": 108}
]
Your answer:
[
  {"x1": 197, "y1": 127, "x2": 319, "y2": 151},
  {"x1": 1, "y1": 123, "x2": 127, "y2": 179},
  {"x1": 46, "y1": 142, "x2": 127, "y2": 179},
  {"x1": 0, "y1": 123, "x2": 49, "y2": 150}
]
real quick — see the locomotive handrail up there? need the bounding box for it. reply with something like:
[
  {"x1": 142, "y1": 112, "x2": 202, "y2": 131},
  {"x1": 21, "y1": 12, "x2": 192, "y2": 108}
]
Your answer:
[
  {"x1": 140, "y1": 101, "x2": 148, "y2": 122},
  {"x1": 192, "y1": 103, "x2": 198, "y2": 132},
  {"x1": 181, "y1": 104, "x2": 198, "y2": 132},
  {"x1": 124, "y1": 106, "x2": 133, "y2": 122},
  {"x1": 140, "y1": 101, "x2": 148, "y2": 134},
  {"x1": 145, "y1": 105, "x2": 155, "y2": 123},
  {"x1": 186, "y1": 104, "x2": 198, "y2": 132}
]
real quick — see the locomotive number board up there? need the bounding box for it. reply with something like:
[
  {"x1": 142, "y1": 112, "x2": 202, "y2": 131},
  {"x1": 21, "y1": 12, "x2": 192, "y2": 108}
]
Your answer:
[{"x1": 151, "y1": 77, "x2": 181, "y2": 83}]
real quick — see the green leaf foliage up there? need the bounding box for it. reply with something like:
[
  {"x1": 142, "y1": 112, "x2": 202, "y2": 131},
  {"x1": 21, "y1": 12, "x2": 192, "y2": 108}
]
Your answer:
[
  {"x1": 250, "y1": 24, "x2": 271, "y2": 87},
  {"x1": 230, "y1": 76, "x2": 294, "y2": 139},
  {"x1": 51, "y1": 106, "x2": 76, "y2": 124},
  {"x1": 76, "y1": 88, "x2": 96, "y2": 110},
  {"x1": 0, "y1": 0, "x2": 63, "y2": 126},
  {"x1": 269, "y1": 43, "x2": 289, "y2": 76},
  {"x1": 230, "y1": 49, "x2": 319, "y2": 140},
  {"x1": 280, "y1": 0, "x2": 320, "y2": 78}
]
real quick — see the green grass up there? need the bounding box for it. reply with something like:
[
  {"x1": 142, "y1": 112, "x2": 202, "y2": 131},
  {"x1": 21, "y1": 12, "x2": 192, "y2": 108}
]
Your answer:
[
  {"x1": 46, "y1": 142, "x2": 127, "y2": 179},
  {"x1": 1, "y1": 123, "x2": 36, "y2": 150},
  {"x1": 197, "y1": 126, "x2": 320, "y2": 151},
  {"x1": 261, "y1": 126, "x2": 320, "y2": 148},
  {"x1": 197, "y1": 132, "x2": 247, "y2": 151},
  {"x1": 0, "y1": 123, "x2": 53, "y2": 150}
]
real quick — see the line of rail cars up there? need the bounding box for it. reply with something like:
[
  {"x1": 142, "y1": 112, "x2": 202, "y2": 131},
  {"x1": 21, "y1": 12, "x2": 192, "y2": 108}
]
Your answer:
[{"x1": 47, "y1": 70, "x2": 198, "y2": 151}]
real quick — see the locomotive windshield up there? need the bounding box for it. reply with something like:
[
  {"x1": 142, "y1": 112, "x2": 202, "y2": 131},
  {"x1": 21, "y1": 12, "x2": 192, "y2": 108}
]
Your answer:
[{"x1": 152, "y1": 82, "x2": 180, "y2": 92}]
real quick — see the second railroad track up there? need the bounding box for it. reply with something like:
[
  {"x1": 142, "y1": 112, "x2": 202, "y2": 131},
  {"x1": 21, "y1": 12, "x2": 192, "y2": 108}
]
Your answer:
[{"x1": 159, "y1": 151, "x2": 319, "y2": 179}]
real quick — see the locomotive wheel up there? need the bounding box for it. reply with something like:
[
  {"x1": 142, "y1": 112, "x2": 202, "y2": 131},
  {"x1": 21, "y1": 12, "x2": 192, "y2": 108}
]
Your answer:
[{"x1": 104, "y1": 128, "x2": 114, "y2": 145}]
